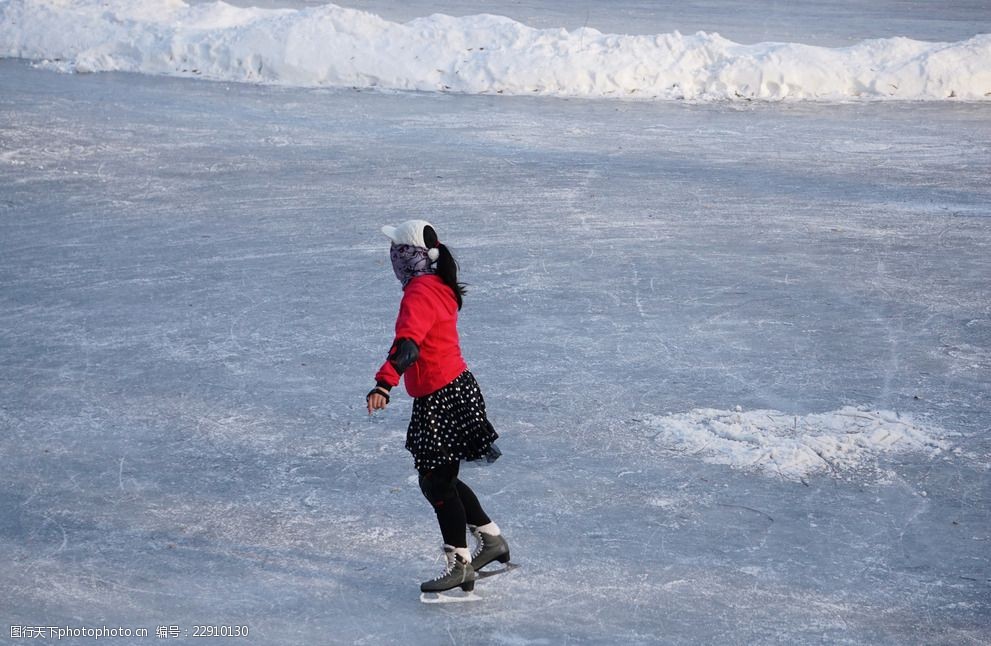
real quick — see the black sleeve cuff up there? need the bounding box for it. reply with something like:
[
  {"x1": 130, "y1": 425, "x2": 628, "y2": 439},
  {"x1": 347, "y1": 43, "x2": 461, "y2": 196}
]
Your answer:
[{"x1": 367, "y1": 386, "x2": 391, "y2": 404}]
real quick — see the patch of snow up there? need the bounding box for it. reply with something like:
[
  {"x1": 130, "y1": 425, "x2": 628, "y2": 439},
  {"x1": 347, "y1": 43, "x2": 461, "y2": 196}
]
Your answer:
[
  {"x1": 644, "y1": 406, "x2": 951, "y2": 481},
  {"x1": 1, "y1": 0, "x2": 989, "y2": 101}
]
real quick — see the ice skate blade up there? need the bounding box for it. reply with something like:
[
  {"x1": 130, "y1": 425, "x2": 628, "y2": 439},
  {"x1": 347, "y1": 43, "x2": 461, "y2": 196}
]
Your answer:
[
  {"x1": 419, "y1": 590, "x2": 481, "y2": 604},
  {"x1": 476, "y1": 562, "x2": 520, "y2": 579}
]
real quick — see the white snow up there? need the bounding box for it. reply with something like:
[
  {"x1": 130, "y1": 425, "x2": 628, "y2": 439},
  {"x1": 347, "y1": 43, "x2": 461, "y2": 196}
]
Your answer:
[
  {"x1": 644, "y1": 406, "x2": 951, "y2": 481},
  {"x1": 1, "y1": 0, "x2": 990, "y2": 101}
]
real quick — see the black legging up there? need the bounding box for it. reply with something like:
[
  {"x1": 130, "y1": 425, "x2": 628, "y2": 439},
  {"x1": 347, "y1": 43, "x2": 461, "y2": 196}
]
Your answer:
[{"x1": 418, "y1": 461, "x2": 491, "y2": 548}]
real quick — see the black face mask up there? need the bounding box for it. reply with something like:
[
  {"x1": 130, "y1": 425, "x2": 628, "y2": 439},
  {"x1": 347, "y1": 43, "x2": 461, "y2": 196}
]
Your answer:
[{"x1": 390, "y1": 244, "x2": 436, "y2": 286}]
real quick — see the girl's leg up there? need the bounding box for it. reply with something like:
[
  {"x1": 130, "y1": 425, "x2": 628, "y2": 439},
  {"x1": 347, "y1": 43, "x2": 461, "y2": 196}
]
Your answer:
[
  {"x1": 455, "y1": 479, "x2": 492, "y2": 528},
  {"x1": 418, "y1": 462, "x2": 468, "y2": 548}
]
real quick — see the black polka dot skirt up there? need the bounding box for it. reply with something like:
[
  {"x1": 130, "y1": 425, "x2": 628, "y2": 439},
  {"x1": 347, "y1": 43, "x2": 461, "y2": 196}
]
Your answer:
[{"x1": 406, "y1": 370, "x2": 499, "y2": 471}]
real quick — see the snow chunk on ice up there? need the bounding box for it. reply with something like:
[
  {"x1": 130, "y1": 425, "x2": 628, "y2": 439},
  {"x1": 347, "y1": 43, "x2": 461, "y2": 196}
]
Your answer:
[
  {"x1": 644, "y1": 406, "x2": 950, "y2": 481},
  {"x1": 1, "y1": 0, "x2": 989, "y2": 101}
]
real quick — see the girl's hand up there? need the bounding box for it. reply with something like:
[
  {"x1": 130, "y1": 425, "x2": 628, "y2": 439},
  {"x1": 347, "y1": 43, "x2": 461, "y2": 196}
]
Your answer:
[
  {"x1": 366, "y1": 387, "x2": 390, "y2": 415},
  {"x1": 367, "y1": 393, "x2": 388, "y2": 414}
]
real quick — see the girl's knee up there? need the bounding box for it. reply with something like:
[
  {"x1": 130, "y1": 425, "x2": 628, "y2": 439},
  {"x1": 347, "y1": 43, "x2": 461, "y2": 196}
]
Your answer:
[{"x1": 418, "y1": 468, "x2": 458, "y2": 509}]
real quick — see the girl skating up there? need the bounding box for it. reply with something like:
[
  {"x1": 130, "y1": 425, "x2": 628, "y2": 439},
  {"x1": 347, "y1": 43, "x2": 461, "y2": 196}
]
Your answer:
[{"x1": 366, "y1": 220, "x2": 511, "y2": 601}]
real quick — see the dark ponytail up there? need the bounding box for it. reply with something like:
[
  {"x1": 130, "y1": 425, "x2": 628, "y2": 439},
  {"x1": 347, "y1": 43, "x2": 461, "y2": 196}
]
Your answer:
[{"x1": 423, "y1": 225, "x2": 467, "y2": 310}]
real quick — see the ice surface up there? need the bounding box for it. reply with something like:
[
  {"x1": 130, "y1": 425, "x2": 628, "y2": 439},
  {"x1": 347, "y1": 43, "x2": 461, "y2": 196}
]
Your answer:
[
  {"x1": 1, "y1": 1, "x2": 991, "y2": 644},
  {"x1": 2, "y1": 0, "x2": 991, "y2": 100},
  {"x1": 251, "y1": 0, "x2": 991, "y2": 48}
]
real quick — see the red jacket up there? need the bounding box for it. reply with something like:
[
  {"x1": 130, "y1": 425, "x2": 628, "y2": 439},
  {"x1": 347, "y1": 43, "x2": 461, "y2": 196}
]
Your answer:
[{"x1": 375, "y1": 274, "x2": 468, "y2": 398}]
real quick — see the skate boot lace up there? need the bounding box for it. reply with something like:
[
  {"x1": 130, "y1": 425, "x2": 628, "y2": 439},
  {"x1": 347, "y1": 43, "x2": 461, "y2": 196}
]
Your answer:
[
  {"x1": 428, "y1": 552, "x2": 457, "y2": 582},
  {"x1": 470, "y1": 530, "x2": 485, "y2": 560}
]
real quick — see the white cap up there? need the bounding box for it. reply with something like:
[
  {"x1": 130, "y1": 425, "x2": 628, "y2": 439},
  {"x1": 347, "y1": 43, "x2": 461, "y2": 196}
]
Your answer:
[{"x1": 381, "y1": 219, "x2": 440, "y2": 260}]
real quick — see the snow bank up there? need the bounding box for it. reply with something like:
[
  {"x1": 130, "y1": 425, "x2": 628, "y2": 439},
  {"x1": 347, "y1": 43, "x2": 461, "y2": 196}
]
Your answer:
[
  {"x1": 1, "y1": 0, "x2": 990, "y2": 101},
  {"x1": 644, "y1": 407, "x2": 950, "y2": 481}
]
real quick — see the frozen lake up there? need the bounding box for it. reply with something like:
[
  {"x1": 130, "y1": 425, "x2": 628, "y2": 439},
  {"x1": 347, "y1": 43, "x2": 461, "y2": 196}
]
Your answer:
[
  {"x1": 1, "y1": 1, "x2": 990, "y2": 643},
  {"x1": 219, "y1": 0, "x2": 991, "y2": 47}
]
